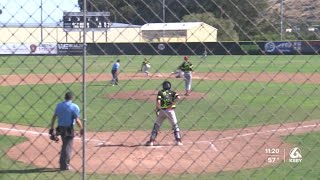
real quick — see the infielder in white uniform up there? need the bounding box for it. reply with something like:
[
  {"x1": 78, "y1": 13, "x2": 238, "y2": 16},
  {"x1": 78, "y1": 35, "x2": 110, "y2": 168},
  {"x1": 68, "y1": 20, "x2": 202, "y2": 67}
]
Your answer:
[{"x1": 141, "y1": 58, "x2": 151, "y2": 76}]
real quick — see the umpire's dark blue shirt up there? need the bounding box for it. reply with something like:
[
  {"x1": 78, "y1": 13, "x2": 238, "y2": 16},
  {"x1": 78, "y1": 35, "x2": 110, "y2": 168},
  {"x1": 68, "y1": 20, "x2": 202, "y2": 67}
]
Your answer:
[{"x1": 54, "y1": 100, "x2": 80, "y2": 127}]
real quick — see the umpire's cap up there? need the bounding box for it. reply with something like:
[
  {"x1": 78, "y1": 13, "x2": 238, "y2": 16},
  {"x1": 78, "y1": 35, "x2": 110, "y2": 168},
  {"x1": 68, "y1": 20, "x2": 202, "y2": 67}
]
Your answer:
[
  {"x1": 162, "y1": 81, "x2": 171, "y2": 90},
  {"x1": 65, "y1": 91, "x2": 75, "y2": 100}
]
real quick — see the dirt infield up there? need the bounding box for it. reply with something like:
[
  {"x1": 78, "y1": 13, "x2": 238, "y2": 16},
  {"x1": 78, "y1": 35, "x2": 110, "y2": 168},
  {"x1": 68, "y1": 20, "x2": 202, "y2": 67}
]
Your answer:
[
  {"x1": 1, "y1": 72, "x2": 320, "y2": 86},
  {"x1": 0, "y1": 120, "x2": 320, "y2": 174},
  {"x1": 1, "y1": 71, "x2": 320, "y2": 174}
]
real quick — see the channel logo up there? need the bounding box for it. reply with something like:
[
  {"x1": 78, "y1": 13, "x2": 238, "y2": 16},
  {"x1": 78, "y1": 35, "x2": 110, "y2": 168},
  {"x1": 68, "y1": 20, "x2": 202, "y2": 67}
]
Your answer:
[{"x1": 289, "y1": 147, "x2": 302, "y2": 163}]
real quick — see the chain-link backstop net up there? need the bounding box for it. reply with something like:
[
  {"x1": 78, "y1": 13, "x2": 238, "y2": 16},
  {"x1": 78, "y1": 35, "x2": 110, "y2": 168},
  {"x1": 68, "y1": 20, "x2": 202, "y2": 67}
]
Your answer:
[{"x1": 1, "y1": 0, "x2": 320, "y2": 179}]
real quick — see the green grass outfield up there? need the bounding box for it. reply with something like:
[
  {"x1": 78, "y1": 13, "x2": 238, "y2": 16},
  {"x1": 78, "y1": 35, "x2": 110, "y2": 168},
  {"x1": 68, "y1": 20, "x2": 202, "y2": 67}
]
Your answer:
[
  {"x1": 1, "y1": 79, "x2": 320, "y2": 131},
  {"x1": 1, "y1": 55, "x2": 320, "y2": 179},
  {"x1": 1, "y1": 55, "x2": 320, "y2": 75},
  {"x1": 1, "y1": 132, "x2": 319, "y2": 179}
]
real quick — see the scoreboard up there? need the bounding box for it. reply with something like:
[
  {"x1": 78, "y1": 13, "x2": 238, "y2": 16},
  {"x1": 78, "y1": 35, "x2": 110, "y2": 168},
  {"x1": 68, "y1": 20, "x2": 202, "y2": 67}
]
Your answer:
[{"x1": 63, "y1": 12, "x2": 111, "y2": 32}]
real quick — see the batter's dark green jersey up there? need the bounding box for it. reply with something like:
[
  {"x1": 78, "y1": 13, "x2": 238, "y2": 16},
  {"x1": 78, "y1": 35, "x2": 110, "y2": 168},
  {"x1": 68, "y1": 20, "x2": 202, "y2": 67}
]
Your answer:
[{"x1": 157, "y1": 90, "x2": 179, "y2": 109}]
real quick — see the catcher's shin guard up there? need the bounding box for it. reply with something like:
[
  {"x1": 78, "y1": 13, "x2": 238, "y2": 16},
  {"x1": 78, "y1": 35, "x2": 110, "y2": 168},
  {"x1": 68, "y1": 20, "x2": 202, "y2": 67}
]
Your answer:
[
  {"x1": 172, "y1": 124, "x2": 181, "y2": 141},
  {"x1": 150, "y1": 123, "x2": 160, "y2": 141}
]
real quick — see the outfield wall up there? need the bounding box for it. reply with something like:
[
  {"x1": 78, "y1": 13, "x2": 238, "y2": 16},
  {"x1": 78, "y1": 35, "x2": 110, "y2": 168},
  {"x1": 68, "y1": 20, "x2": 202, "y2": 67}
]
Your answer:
[
  {"x1": 83, "y1": 41, "x2": 320, "y2": 55},
  {"x1": 1, "y1": 41, "x2": 320, "y2": 55}
]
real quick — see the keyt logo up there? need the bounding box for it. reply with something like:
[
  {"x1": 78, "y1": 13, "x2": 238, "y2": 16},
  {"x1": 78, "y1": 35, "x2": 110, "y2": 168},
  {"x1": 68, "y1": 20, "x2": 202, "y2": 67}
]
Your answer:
[{"x1": 289, "y1": 147, "x2": 302, "y2": 163}]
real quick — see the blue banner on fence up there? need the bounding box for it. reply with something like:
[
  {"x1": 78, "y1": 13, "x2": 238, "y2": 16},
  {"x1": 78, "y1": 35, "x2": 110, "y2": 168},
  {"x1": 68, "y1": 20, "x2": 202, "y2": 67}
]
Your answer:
[{"x1": 264, "y1": 41, "x2": 302, "y2": 54}]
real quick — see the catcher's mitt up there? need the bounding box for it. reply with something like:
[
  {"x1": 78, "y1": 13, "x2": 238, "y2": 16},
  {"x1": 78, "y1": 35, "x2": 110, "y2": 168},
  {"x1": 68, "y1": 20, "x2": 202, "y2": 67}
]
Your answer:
[{"x1": 49, "y1": 128, "x2": 59, "y2": 142}]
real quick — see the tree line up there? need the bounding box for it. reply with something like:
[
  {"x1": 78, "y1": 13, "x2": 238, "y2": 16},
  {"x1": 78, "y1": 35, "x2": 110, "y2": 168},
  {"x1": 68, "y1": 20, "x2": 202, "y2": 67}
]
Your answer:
[{"x1": 78, "y1": 0, "x2": 318, "y2": 41}]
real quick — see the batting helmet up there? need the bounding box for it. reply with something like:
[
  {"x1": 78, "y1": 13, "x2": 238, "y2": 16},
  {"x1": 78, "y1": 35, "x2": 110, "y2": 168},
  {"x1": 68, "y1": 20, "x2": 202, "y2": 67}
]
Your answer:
[
  {"x1": 184, "y1": 56, "x2": 189, "y2": 61},
  {"x1": 162, "y1": 81, "x2": 171, "y2": 90}
]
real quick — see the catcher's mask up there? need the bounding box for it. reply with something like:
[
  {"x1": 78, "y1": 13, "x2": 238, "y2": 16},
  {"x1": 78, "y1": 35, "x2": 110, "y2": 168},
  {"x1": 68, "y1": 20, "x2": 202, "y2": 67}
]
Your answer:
[{"x1": 162, "y1": 81, "x2": 171, "y2": 90}]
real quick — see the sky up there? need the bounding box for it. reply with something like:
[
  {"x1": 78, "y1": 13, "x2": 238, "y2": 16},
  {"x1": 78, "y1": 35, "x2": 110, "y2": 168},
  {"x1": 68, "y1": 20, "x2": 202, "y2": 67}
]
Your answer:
[{"x1": 0, "y1": 0, "x2": 80, "y2": 25}]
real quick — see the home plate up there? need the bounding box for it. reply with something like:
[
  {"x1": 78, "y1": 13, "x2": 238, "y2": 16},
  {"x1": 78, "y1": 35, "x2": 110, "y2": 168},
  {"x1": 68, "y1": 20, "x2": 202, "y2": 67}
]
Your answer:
[
  {"x1": 147, "y1": 146, "x2": 165, "y2": 148},
  {"x1": 95, "y1": 142, "x2": 110, "y2": 147}
]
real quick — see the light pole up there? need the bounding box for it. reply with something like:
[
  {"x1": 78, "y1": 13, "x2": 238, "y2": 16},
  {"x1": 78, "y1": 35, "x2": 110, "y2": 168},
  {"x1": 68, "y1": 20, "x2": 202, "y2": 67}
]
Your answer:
[
  {"x1": 162, "y1": 0, "x2": 165, "y2": 23},
  {"x1": 0, "y1": 9, "x2": 2, "y2": 28},
  {"x1": 280, "y1": 0, "x2": 284, "y2": 40},
  {"x1": 40, "y1": 0, "x2": 43, "y2": 43}
]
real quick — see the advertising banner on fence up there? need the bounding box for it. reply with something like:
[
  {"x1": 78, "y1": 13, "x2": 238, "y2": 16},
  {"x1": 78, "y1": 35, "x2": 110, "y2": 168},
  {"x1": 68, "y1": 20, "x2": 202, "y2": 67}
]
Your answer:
[
  {"x1": 264, "y1": 41, "x2": 302, "y2": 54},
  {"x1": 0, "y1": 43, "x2": 57, "y2": 55},
  {"x1": 0, "y1": 41, "x2": 307, "y2": 56},
  {"x1": 35, "y1": 44, "x2": 58, "y2": 54},
  {"x1": 57, "y1": 43, "x2": 84, "y2": 55}
]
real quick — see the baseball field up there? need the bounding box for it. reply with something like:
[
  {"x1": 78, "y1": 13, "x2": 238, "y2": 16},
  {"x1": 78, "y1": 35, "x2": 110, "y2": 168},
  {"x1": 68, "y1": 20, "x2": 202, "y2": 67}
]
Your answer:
[{"x1": 1, "y1": 55, "x2": 320, "y2": 179}]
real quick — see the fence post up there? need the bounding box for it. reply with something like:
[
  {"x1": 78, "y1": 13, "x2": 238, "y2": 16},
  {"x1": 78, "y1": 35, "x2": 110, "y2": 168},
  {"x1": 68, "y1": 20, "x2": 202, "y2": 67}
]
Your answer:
[{"x1": 82, "y1": 0, "x2": 87, "y2": 179}]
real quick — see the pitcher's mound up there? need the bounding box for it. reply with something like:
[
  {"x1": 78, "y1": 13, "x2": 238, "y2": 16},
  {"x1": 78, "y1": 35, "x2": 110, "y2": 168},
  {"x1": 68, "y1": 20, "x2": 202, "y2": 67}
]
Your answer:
[{"x1": 105, "y1": 90, "x2": 206, "y2": 101}]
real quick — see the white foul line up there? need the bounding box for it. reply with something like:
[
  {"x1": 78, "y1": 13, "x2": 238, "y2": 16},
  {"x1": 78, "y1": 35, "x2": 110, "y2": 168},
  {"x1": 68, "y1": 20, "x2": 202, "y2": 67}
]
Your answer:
[
  {"x1": 0, "y1": 123, "x2": 319, "y2": 152},
  {"x1": 218, "y1": 124, "x2": 318, "y2": 141},
  {"x1": 0, "y1": 127, "x2": 105, "y2": 144},
  {"x1": 180, "y1": 124, "x2": 319, "y2": 151}
]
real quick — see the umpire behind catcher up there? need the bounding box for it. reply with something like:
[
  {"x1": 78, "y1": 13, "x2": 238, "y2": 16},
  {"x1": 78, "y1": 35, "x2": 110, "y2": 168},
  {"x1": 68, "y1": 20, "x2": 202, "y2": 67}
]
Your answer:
[{"x1": 49, "y1": 91, "x2": 83, "y2": 170}]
